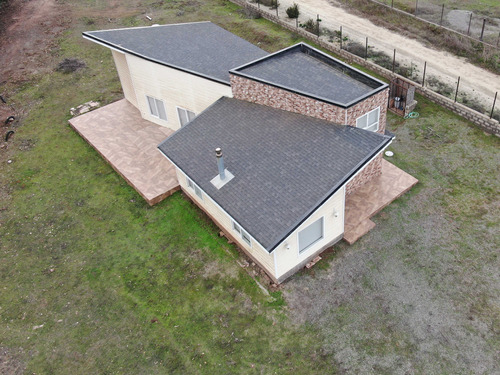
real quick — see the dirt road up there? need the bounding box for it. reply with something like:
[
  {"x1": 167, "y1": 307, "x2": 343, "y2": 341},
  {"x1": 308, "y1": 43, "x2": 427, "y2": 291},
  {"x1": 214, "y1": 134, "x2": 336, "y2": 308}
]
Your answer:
[{"x1": 277, "y1": 0, "x2": 499, "y2": 106}]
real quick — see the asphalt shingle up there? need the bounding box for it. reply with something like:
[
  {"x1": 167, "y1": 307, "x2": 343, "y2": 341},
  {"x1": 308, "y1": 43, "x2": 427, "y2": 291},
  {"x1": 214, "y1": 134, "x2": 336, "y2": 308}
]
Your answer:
[
  {"x1": 159, "y1": 97, "x2": 392, "y2": 252},
  {"x1": 83, "y1": 22, "x2": 268, "y2": 84},
  {"x1": 231, "y1": 43, "x2": 387, "y2": 107}
]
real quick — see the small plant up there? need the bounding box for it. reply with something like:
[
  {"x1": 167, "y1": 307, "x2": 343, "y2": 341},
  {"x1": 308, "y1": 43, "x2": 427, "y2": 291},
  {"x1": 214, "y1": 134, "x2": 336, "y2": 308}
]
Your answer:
[
  {"x1": 299, "y1": 19, "x2": 316, "y2": 33},
  {"x1": 300, "y1": 17, "x2": 321, "y2": 35},
  {"x1": 286, "y1": 3, "x2": 299, "y2": 19}
]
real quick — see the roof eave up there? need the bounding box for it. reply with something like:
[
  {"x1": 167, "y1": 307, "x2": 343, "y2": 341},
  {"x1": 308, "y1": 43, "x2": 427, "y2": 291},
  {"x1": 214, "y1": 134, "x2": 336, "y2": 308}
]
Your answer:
[
  {"x1": 229, "y1": 70, "x2": 388, "y2": 109},
  {"x1": 82, "y1": 32, "x2": 231, "y2": 86},
  {"x1": 266, "y1": 134, "x2": 393, "y2": 253}
]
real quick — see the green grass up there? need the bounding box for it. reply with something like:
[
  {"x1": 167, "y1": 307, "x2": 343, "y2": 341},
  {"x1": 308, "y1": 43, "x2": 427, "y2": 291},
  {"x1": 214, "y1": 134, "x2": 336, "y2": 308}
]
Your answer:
[{"x1": 1, "y1": 0, "x2": 499, "y2": 373}]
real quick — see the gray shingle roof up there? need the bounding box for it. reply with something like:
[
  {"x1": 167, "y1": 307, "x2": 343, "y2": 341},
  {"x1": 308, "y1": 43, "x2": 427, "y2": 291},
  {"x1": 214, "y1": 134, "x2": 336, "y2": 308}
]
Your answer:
[
  {"x1": 83, "y1": 22, "x2": 268, "y2": 84},
  {"x1": 231, "y1": 43, "x2": 388, "y2": 107},
  {"x1": 158, "y1": 97, "x2": 392, "y2": 252}
]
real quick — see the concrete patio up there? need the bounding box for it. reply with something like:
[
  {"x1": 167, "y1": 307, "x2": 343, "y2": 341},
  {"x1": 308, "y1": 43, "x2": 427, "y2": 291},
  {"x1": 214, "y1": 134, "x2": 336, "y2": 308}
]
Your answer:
[
  {"x1": 69, "y1": 99, "x2": 179, "y2": 205},
  {"x1": 343, "y1": 159, "x2": 418, "y2": 244}
]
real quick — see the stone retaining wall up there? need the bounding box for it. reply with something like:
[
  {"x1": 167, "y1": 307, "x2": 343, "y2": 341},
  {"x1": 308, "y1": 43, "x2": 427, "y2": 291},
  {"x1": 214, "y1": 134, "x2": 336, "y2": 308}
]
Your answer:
[{"x1": 230, "y1": 0, "x2": 500, "y2": 136}]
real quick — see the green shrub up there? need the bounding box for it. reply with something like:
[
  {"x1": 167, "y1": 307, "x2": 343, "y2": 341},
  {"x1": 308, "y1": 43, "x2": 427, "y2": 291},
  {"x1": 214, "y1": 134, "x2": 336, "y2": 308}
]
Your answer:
[
  {"x1": 286, "y1": 3, "x2": 299, "y2": 18},
  {"x1": 300, "y1": 18, "x2": 317, "y2": 34}
]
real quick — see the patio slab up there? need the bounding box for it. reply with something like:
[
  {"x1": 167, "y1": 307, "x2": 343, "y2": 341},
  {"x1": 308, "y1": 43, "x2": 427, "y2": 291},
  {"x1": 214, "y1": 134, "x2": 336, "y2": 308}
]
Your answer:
[
  {"x1": 344, "y1": 159, "x2": 418, "y2": 244},
  {"x1": 69, "y1": 99, "x2": 179, "y2": 205}
]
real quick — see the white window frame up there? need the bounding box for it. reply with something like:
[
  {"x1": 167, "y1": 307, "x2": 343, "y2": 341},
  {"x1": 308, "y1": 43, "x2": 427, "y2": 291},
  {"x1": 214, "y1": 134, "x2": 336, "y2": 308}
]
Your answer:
[
  {"x1": 176, "y1": 106, "x2": 196, "y2": 127},
  {"x1": 186, "y1": 176, "x2": 203, "y2": 200},
  {"x1": 146, "y1": 95, "x2": 167, "y2": 121},
  {"x1": 297, "y1": 217, "x2": 324, "y2": 254},
  {"x1": 356, "y1": 106, "x2": 380, "y2": 132},
  {"x1": 232, "y1": 220, "x2": 252, "y2": 247}
]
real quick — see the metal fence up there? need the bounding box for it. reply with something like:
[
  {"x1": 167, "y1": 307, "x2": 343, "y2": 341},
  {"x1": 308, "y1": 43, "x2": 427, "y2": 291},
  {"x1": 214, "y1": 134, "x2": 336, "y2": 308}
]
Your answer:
[
  {"x1": 374, "y1": 0, "x2": 500, "y2": 46},
  {"x1": 242, "y1": 0, "x2": 499, "y2": 121}
]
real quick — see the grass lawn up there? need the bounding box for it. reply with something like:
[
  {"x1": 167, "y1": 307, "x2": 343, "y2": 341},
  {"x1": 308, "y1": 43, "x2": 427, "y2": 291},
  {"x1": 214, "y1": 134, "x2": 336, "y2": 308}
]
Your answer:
[{"x1": 0, "y1": 0, "x2": 499, "y2": 374}]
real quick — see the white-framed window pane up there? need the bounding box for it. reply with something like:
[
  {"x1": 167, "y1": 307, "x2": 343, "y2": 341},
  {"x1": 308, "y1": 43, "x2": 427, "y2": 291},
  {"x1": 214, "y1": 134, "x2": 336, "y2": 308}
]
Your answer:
[
  {"x1": 156, "y1": 99, "x2": 167, "y2": 121},
  {"x1": 356, "y1": 114, "x2": 368, "y2": 129},
  {"x1": 366, "y1": 122, "x2": 378, "y2": 132},
  {"x1": 298, "y1": 217, "x2": 323, "y2": 253},
  {"x1": 177, "y1": 108, "x2": 188, "y2": 126},
  {"x1": 194, "y1": 185, "x2": 202, "y2": 199},
  {"x1": 241, "y1": 230, "x2": 251, "y2": 246},
  {"x1": 368, "y1": 107, "x2": 379, "y2": 125},
  {"x1": 177, "y1": 107, "x2": 196, "y2": 127},
  {"x1": 187, "y1": 177, "x2": 194, "y2": 189},
  {"x1": 147, "y1": 96, "x2": 158, "y2": 117},
  {"x1": 187, "y1": 110, "x2": 196, "y2": 122},
  {"x1": 232, "y1": 221, "x2": 241, "y2": 234}
]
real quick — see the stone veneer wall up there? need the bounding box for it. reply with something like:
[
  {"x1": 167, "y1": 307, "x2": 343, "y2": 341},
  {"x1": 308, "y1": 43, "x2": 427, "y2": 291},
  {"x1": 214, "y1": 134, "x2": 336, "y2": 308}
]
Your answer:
[
  {"x1": 230, "y1": 75, "x2": 347, "y2": 124},
  {"x1": 231, "y1": 75, "x2": 389, "y2": 134},
  {"x1": 346, "y1": 154, "x2": 383, "y2": 195},
  {"x1": 228, "y1": 0, "x2": 500, "y2": 136},
  {"x1": 231, "y1": 74, "x2": 388, "y2": 195},
  {"x1": 347, "y1": 88, "x2": 389, "y2": 134}
]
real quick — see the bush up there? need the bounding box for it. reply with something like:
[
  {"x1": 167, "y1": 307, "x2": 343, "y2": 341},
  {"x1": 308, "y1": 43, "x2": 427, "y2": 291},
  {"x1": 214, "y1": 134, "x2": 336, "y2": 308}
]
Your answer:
[
  {"x1": 300, "y1": 18, "x2": 317, "y2": 34},
  {"x1": 239, "y1": 6, "x2": 261, "y2": 19},
  {"x1": 286, "y1": 3, "x2": 299, "y2": 18},
  {"x1": 254, "y1": 0, "x2": 278, "y2": 8}
]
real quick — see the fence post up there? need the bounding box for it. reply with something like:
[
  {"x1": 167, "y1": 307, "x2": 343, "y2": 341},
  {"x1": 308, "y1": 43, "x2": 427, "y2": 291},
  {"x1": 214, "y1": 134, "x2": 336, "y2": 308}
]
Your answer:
[
  {"x1": 340, "y1": 26, "x2": 343, "y2": 49},
  {"x1": 467, "y1": 12, "x2": 472, "y2": 35},
  {"x1": 392, "y1": 49, "x2": 396, "y2": 73},
  {"x1": 454, "y1": 76, "x2": 460, "y2": 102},
  {"x1": 440, "y1": 4, "x2": 444, "y2": 25},
  {"x1": 276, "y1": 2, "x2": 278, "y2": 17},
  {"x1": 491, "y1": 92, "x2": 497, "y2": 119},
  {"x1": 365, "y1": 37, "x2": 368, "y2": 60},
  {"x1": 480, "y1": 19, "x2": 486, "y2": 41},
  {"x1": 415, "y1": 0, "x2": 418, "y2": 16},
  {"x1": 316, "y1": 14, "x2": 320, "y2": 37},
  {"x1": 422, "y1": 61, "x2": 426, "y2": 87},
  {"x1": 296, "y1": 17, "x2": 298, "y2": 28},
  {"x1": 391, "y1": 0, "x2": 394, "y2": 8}
]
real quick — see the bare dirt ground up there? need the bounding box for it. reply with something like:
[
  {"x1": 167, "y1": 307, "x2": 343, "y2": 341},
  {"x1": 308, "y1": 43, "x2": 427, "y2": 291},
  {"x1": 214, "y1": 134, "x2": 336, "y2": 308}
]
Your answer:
[
  {"x1": 0, "y1": 0, "x2": 69, "y2": 144},
  {"x1": 0, "y1": 0, "x2": 68, "y2": 86},
  {"x1": 276, "y1": 0, "x2": 500, "y2": 106}
]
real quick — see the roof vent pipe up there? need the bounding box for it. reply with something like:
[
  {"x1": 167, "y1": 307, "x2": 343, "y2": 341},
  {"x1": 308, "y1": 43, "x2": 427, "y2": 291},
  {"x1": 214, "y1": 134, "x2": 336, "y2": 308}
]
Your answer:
[{"x1": 215, "y1": 148, "x2": 226, "y2": 180}]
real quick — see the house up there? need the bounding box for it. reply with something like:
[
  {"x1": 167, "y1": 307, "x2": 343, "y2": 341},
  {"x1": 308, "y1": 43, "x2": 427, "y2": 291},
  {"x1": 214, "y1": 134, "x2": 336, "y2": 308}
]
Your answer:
[
  {"x1": 78, "y1": 22, "x2": 417, "y2": 283},
  {"x1": 82, "y1": 22, "x2": 268, "y2": 130}
]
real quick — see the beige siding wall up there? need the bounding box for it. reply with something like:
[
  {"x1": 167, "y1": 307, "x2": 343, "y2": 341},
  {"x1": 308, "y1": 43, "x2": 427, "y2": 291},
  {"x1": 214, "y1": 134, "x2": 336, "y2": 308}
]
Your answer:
[
  {"x1": 112, "y1": 50, "x2": 138, "y2": 108},
  {"x1": 126, "y1": 54, "x2": 232, "y2": 130},
  {"x1": 273, "y1": 186, "x2": 345, "y2": 280},
  {"x1": 175, "y1": 169, "x2": 276, "y2": 277}
]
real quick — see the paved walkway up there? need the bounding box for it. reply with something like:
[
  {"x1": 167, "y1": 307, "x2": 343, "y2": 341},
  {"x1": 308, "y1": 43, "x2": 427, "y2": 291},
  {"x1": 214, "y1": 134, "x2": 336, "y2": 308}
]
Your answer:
[
  {"x1": 344, "y1": 159, "x2": 418, "y2": 244},
  {"x1": 69, "y1": 99, "x2": 179, "y2": 205}
]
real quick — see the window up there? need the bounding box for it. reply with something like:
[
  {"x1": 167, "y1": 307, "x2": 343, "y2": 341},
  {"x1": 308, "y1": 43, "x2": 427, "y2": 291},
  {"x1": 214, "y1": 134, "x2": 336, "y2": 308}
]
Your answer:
[
  {"x1": 232, "y1": 220, "x2": 252, "y2": 247},
  {"x1": 186, "y1": 177, "x2": 203, "y2": 200},
  {"x1": 356, "y1": 107, "x2": 380, "y2": 132},
  {"x1": 177, "y1": 107, "x2": 196, "y2": 127},
  {"x1": 298, "y1": 217, "x2": 324, "y2": 254},
  {"x1": 146, "y1": 95, "x2": 167, "y2": 121},
  {"x1": 232, "y1": 221, "x2": 241, "y2": 234},
  {"x1": 194, "y1": 185, "x2": 202, "y2": 200}
]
